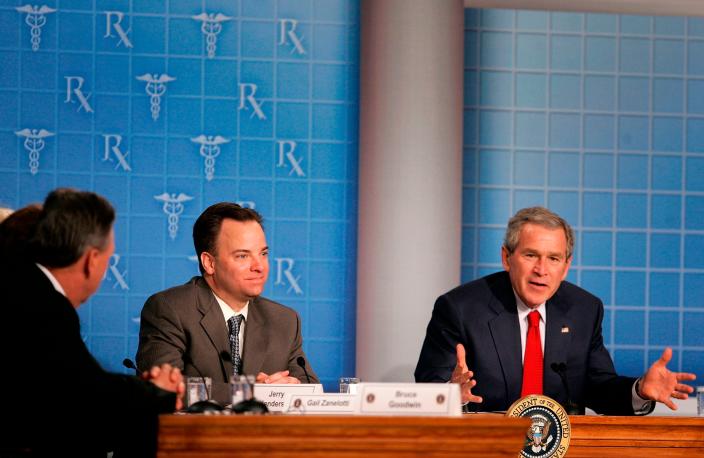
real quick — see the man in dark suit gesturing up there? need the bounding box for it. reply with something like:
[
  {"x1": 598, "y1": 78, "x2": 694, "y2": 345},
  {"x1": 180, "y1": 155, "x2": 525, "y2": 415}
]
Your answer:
[
  {"x1": 0, "y1": 189, "x2": 184, "y2": 458},
  {"x1": 137, "y1": 203, "x2": 318, "y2": 404},
  {"x1": 415, "y1": 207, "x2": 695, "y2": 415}
]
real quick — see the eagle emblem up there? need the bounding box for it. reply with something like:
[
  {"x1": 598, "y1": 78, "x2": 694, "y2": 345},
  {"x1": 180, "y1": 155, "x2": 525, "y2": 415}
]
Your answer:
[
  {"x1": 506, "y1": 394, "x2": 570, "y2": 458},
  {"x1": 525, "y1": 413, "x2": 554, "y2": 453}
]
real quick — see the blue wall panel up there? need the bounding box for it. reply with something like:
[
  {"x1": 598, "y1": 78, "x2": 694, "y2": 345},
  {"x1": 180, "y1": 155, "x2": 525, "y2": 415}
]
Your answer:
[
  {"x1": 0, "y1": 0, "x2": 358, "y2": 391},
  {"x1": 464, "y1": 9, "x2": 704, "y2": 377}
]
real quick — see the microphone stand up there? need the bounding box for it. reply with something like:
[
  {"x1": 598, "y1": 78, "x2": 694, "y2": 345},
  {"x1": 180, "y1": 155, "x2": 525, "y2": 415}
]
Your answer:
[
  {"x1": 550, "y1": 362, "x2": 582, "y2": 415},
  {"x1": 296, "y1": 356, "x2": 312, "y2": 384},
  {"x1": 122, "y1": 358, "x2": 140, "y2": 376}
]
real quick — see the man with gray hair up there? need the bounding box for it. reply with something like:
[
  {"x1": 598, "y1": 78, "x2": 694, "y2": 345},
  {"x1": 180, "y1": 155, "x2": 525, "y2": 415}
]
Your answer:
[
  {"x1": 0, "y1": 188, "x2": 184, "y2": 458},
  {"x1": 415, "y1": 206, "x2": 695, "y2": 415}
]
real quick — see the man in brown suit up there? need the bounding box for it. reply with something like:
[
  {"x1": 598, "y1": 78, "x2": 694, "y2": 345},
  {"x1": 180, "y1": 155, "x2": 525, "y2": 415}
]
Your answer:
[{"x1": 137, "y1": 203, "x2": 318, "y2": 404}]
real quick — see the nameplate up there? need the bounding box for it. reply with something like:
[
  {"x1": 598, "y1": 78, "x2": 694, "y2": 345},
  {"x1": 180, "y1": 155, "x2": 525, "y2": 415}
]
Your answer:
[
  {"x1": 253, "y1": 384, "x2": 323, "y2": 412},
  {"x1": 286, "y1": 393, "x2": 358, "y2": 415},
  {"x1": 357, "y1": 383, "x2": 462, "y2": 416}
]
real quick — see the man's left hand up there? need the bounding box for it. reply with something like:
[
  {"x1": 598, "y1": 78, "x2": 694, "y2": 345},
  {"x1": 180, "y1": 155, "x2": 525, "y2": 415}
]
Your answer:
[
  {"x1": 256, "y1": 370, "x2": 301, "y2": 384},
  {"x1": 640, "y1": 347, "x2": 696, "y2": 410}
]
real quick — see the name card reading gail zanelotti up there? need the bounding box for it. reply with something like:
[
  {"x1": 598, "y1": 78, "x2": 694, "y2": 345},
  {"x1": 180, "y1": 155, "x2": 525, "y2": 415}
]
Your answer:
[
  {"x1": 253, "y1": 384, "x2": 323, "y2": 412},
  {"x1": 286, "y1": 393, "x2": 358, "y2": 415},
  {"x1": 358, "y1": 383, "x2": 462, "y2": 416}
]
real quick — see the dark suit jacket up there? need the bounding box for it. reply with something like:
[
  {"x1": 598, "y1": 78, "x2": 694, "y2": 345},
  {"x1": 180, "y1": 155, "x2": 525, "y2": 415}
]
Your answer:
[
  {"x1": 136, "y1": 276, "x2": 319, "y2": 404},
  {"x1": 415, "y1": 271, "x2": 645, "y2": 415},
  {"x1": 0, "y1": 260, "x2": 176, "y2": 458}
]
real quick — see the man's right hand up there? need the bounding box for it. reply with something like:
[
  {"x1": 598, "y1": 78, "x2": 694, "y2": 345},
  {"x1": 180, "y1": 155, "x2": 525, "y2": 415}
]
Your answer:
[
  {"x1": 451, "y1": 343, "x2": 483, "y2": 405},
  {"x1": 145, "y1": 363, "x2": 186, "y2": 411}
]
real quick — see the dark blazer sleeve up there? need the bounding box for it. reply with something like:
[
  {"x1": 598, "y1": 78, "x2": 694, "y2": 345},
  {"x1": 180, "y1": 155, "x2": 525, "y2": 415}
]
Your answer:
[
  {"x1": 415, "y1": 293, "x2": 463, "y2": 383},
  {"x1": 137, "y1": 290, "x2": 188, "y2": 371},
  {"x1": 581, "y1": 296, "x2": 644, "y2": 415},
  {"x1": 3, "y1": 262, "x2": 177, "y2": 458},
  {"x1": 246, "y1": 298, "x2": 319, "y2": 384},
  {"x1": 285, "y1": 312, "x2": 319, "y2": 383}
]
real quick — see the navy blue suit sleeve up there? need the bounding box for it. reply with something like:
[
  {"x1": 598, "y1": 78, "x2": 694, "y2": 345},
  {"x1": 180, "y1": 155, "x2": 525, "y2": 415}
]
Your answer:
[
  {"x1": 582, "y1": 298, "x2": 640, "y2": 415},
  {"x1": 415, "y1": 294, "x2": 463, "y2": 382}
]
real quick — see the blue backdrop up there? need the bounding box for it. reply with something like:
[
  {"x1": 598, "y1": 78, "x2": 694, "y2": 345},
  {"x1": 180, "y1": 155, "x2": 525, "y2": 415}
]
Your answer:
[
  {"x1": 463, "y1": 9, "x2": 704, "y2": 378},
  {"x1": 2, "y1": 2, "x2": 703, "y2": 390},
  {"x1": 0, "y1": 0, "x2": 358, "y2": 391}
]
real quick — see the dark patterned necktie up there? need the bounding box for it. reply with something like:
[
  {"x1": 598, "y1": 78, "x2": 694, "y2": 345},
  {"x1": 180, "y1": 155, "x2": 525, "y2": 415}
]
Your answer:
[{"x1": 228, "y1": 315, "x2": 244, "y2": 376}]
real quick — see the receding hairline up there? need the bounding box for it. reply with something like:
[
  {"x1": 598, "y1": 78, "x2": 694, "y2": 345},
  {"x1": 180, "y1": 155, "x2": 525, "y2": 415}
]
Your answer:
[{"x1": 503, "y1": 206, "x2": 574, "y2": 259}]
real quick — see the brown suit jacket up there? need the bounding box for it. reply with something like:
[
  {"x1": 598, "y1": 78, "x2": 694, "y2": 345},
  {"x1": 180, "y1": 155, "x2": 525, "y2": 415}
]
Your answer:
[{"x1": 136, "y1": 276, "x2": 318, "y2": 404}]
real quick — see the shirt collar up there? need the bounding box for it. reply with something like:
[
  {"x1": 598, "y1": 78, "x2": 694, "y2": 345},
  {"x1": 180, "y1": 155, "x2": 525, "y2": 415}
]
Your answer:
[
  {"x1": 36, "y1": 263, "x2": 67, "y2": 298},
  {"x1": 513, "y1": 289, "x2": 546, "y2": 323},
  {"x1": 212, "y1": 291, "x2": 249, "y2": 323}
]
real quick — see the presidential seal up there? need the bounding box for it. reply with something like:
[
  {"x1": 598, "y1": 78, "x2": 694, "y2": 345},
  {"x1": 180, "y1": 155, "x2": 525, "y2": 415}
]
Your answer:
[{"x1": 506, "y1": 395, "x2": 571, "y2": 458}]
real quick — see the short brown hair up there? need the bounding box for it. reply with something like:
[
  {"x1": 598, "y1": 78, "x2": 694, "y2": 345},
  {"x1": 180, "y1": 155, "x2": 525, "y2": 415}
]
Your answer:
[
  {"x1": 503, "y1": 206, "x2": 574, "y2": 259},
  {"x1": 192, "y1": 203, "x2": 264, "y2": 274},
  {"x1": 32, "y1": 189, "x2": 115, "y2": 268}
]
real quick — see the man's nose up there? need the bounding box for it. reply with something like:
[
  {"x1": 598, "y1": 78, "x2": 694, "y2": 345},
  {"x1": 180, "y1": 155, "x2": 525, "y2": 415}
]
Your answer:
[
  {"x1": 533, "y1": 258, "x2": 547, "y2": 275},
  {"x1": 250, "y1": 255, "x2": 263, "y2": 271}
]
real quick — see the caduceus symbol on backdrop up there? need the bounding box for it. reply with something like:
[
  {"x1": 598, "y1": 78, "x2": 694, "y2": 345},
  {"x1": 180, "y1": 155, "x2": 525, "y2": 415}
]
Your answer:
[
  {"x1": 15, "y1": 128, "x2": 54, "y2": 175},
  {"x1": 136, "y1": 73, "x2": 176, "y2": 121},
  {"x1": 154, "y1": 192, "x2": 193, "y2": 240},
  {"x1": 16, "y1": 5, "x2": 56, "y2": 51},
  {"x1": 191, "y1": 135, "x2": 230, "y2": 181},
  {"x1": 192, "y1": 12, "x2": 232, "y2": 59}
]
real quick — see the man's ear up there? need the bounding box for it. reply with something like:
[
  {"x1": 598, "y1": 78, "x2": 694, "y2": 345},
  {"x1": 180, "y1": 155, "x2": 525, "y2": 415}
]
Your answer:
[
  {"x1": 561, "y1": 255, "x2": 573, "y2": 281},
  {"x1": 501, "y1": 246, "x2": 510, "y2": 272},
  {"x1": 200, "y1": 251, "x2": 215, "y2": 275},
  {"x1": 82, "y1": 247, "x2": 98, "y2": 278}
]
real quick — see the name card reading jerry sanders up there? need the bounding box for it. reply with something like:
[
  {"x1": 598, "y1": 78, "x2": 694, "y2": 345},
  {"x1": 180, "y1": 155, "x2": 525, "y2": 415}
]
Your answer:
[
  {"x1": 253, "y1": 384, "x2": 323, "y2": 412},
  {"x1": 358, "y1": 383, "x2": 462, "y2": 416}
]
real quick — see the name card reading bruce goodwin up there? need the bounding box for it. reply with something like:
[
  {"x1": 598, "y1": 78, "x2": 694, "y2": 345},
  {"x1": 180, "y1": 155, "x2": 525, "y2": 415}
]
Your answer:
[{"x1": 358, "y1": 383, "x2": 462, "y2": 416}]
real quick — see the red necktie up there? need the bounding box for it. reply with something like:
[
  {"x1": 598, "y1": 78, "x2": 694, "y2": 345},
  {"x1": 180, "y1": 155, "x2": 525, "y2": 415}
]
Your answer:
[{"x1": 521, "y1": 310, "x2": 543, "y2": 397}]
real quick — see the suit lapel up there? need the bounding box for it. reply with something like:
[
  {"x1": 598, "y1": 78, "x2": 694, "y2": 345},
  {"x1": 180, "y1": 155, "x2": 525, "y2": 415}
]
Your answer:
[
  {"x1": 195, "y1": 277, "x2": 232, "y2": 380},
  {"x1": 543, "y1": 290, "x2": 572, "y2": 396},
  {"x1": 242, "y1": 297, "x2": 268, "y2": 375},
  {"x1": 487, "y1": 275, "x2": 523, "y2": 403}
]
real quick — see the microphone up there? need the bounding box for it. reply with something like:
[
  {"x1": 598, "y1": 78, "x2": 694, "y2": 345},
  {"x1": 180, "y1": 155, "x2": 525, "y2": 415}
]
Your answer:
[
  {"x1": 122, "y1": 358, "x2": 139, "y2": 376},
  {"x1": 550, "y1": 362, "x2": 582, "y2": 415},
  {"x1": 296, "y1": 356, "x2": 312, "y2": 384}
]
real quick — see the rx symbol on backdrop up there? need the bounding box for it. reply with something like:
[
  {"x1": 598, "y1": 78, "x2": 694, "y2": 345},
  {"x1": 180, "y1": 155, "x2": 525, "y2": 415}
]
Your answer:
[
  {"x1": 16, "y1": 5, "x2": 56, "y2": 51},
  {"x1": 65, "y1": 76, "x2": 94, "y2": 113},
  {"x1": 15, "y1": 128, "x2": 54, "y2": 175},
  {"x1": 191, "y1": 135, "x2": 230, "y2": 181},
  {"x1": 102, "y1": 134, "x2": 131, "y2": 172},
  {"x1": 192, "y1": 12, "x2": 232, "y2": 59},
  {"x1": 277, "y1": 140, "x2": 305, "y2": 177},
  {"x1": 136, "y1": 73, "x2": 176, "y2": 121},
  {"x1": 104, "y1": 254, "x2": 129, "y2": 290},
  {"x1": 275, "y1": 258, "x2": 303, "y2": 295},
  {"x1": 278, "y1": 19, "x2": 306, "y2": 55},
  {"x1": 238, "y1": 83, "x2": 266, "y2": 120},
  {"x1": 154, "y1": 192, "x2": 193, "y2": 240},
  {"x1": 104, "y1": 11, "x2": 133, "y2": 48}
]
